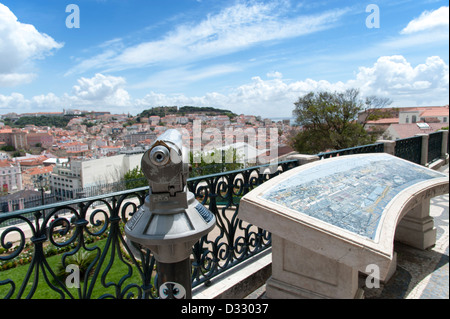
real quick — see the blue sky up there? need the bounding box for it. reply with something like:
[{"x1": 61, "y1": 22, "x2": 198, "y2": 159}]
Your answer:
[{"x1": 0, "y1": 0, "x2": 448, "y2": 118}]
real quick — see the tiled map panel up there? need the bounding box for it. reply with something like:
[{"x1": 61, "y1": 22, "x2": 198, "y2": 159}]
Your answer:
[{"x1": 260, "y1": 154, "x2": 445, "y2": 240}]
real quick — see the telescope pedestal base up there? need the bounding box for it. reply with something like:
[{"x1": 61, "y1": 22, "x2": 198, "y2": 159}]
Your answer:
[{"x1": 156, "y1": 258, "x2": 192, "y2": 299}]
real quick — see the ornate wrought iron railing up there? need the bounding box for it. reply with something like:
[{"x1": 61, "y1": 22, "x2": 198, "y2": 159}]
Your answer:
[
  {"x1": 394, "y1": 135, "x2": 423, "y2": 164},
  {"x1": 0, "y1": 188, "x2": 152, "y2": 299},
  {"x1": 0, "y1": 160, "x2": 298, "y2": 299},
  {"x1": 428, "y1": 132, "x2": 443, "y2": 165},
  {"x1": 317, "y1": 142, "x2": 385, "y2": 159},
  {"x1": 189, "y1": 160, "x2": 298, "y2": 287}
]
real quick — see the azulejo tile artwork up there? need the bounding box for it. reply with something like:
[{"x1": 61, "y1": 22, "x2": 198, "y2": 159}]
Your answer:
[{"x1": 260, "y1": 154, "x2": 446, "y2": 240}]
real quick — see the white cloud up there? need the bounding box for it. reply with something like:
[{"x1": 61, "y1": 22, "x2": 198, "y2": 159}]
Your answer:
[
  {"x1": 136, "y1": 55, "x2": 449, "y2": 117},
  {"x1": 71, "y1": 73, "x2": 131, "y2": 107},
  {"x1": 0, "y1": 73, "x2": 36, "y2": 87},
  {"x1": 267, "y1": 71, "x2": 283, "y2": 79},
  {"x1": 401, "y1": 6, "x2": 449, "y2": 34},
  {"x1": 31, "y1": 93, "x2": 62, "y2": 107},
  {"x1": 1, "y1": 73, "x2": 131, "y2": 112},
  {"x1": 0, "y1": 3, "x2": 63, "y2": 86},
  {"x1": 135, "y1": 75, "x2": 347, "y2": 117},
  {"x1": 0, "y1": 92, "x2": 30, "y2": 109},
  {"x1": 67, "y1": 0, "x2": 349, "y2": 74},
  {"x1": 2, "y1": 56, "x2": 448, "y2": 117},
  {"x1": 349, "y1": 55, "x2": 449, "y2": 99}
]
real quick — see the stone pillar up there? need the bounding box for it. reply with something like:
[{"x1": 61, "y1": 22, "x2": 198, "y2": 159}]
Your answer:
[
  {"x1": 19, "y1": 198, "x2": 25, "y2": 210},
  {"x1": 439, "y1": 130, "x2": 449, "y2": 159},
  {"x1": 415, "y1": 134, "x2": 429, "y2": 166},
  {"x1": 287, "y1": 154, "x2": 320, "y2": 166},
  {"x1": 376, "y1": 140, "x2": 396, "y2": 155},
  {"x1": 395, "y1": 198, "x2": 436, "y2": 250}
]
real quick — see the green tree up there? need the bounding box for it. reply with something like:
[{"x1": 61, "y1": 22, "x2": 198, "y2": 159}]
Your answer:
[
  {"x1": 55, "y1": 250, "x2": 96, "y2": 283},
  {"x1": 0, "y1": 145, "x2": 15, "y2": 152},
  {"x1": 123, "y1": 166, "x2": 147, "y2": 189},
  {"x1": 189, "y1": 147, "x2": 243, "y2": 177},
  {"x1": 291, "y1": 88, "x2": 391, "y2": 154},
  {"x1": 9, "y1": 115, "x2": 74, "y2": 128}
]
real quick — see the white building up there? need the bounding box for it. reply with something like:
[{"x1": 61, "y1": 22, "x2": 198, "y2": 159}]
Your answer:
[
  {"x1": 80, "y1": 154, "x2": 141, "y2": 187},
  {"x1": 49, "y1": 153, "x2": 142, "y2": 199},
  {"x1": 0, "y1": 160, "x2": 23, "y2": 194},
  {"x1": 49, "y1": 160, "x2": 82, "y2": 200},
  {"x1": 398, "y1": 106, "x2": 448, "y2": 124}
]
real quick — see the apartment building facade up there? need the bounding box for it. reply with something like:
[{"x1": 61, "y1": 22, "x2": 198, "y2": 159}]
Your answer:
[
  {"x1": 49, "y1": 160, "x2": 82, "y2": 200},
  {"x1": 0, "y1": 160, "x2": 23, "y2": 194},
  {"x1": 50, "y1": 153, "x2": 142, "y2": 200},
  {"x1": 27, "y1": 132, "x2": 54, "y2": 148}
]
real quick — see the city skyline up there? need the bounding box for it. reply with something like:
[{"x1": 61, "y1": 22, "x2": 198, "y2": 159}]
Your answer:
[{"x1": 0, "y1": 0, "x2": 448, "y2": 118}]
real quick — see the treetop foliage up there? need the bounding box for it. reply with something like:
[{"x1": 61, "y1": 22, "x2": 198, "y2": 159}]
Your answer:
[
  {"x1": 291, "y1": 88, "x2": 392, "y2": 154},
  {"x1": 3, "y1": 115, "x2": 76, "y2": 128},
  {"x1": 139, "y1": 106, "x2": 237, "y2": 118}
]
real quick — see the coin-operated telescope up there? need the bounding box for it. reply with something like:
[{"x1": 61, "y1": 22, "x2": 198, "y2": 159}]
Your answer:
[{"x1": 125, "y1": 129, "x2": 216, "y2": 299}]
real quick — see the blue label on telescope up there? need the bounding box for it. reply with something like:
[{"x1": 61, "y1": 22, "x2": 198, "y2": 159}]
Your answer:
[{"x1": 195, "y1": 204, "x2": 214, "y2": 223}]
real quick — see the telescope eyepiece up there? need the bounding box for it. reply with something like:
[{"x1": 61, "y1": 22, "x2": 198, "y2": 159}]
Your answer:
[
  {"x1": 141, "y1": 129, "x2": 188, "y2": 192},
  {"x1": 149, "y1": 145, "x2": 170, "y2": 166}
]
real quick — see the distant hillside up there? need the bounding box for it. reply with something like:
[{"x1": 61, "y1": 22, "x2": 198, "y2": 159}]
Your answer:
[
  {"x1": 139, "y1": 106, "x2": 237, "y2": 118},
  {"x1": 2, "y1": 115, "x2": 78, "y2": 128}
]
